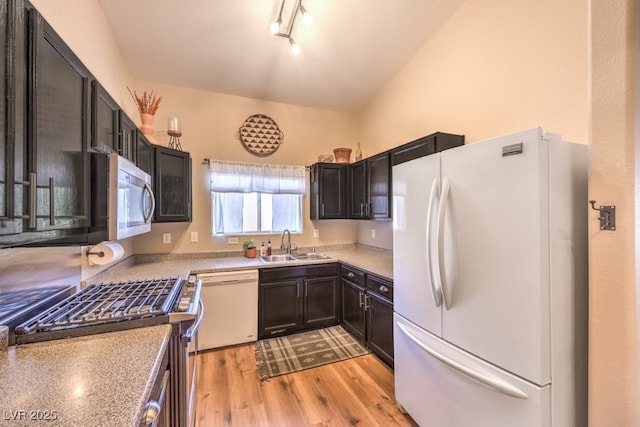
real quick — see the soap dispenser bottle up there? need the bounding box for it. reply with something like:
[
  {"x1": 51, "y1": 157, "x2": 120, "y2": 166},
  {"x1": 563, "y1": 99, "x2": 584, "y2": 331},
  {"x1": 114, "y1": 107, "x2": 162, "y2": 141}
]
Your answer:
[
  {"x1": 260, "y1": 242, "x2": 266, "y2": 256},
  {"x1": 267, "y1": 240, "x2": 272, "y2": 256}
]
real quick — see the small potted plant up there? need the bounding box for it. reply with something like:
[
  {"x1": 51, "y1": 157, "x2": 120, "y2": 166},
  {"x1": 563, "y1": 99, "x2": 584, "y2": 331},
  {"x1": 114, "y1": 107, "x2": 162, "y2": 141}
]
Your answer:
[{"x1": 243, "y1": 239, "x2": 256, "y2": 258}]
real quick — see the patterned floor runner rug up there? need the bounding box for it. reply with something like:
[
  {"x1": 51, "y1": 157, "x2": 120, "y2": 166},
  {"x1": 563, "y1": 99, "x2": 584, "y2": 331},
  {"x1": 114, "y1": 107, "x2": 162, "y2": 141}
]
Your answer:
[{"x1": 255, "y1": 325, "x2": 369, "y2": 380}]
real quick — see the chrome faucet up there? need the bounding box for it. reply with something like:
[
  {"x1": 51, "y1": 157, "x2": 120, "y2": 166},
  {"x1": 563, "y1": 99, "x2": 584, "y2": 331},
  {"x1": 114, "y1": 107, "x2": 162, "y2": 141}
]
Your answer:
[{"x1": 280, "y1": 229, "x2": 291, "y2": 254}]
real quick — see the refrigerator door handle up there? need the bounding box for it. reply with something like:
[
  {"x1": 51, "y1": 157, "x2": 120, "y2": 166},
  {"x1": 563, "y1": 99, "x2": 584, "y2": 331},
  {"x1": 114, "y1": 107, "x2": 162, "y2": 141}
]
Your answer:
[
  {"x1": 437, "y1": 177, "x2": 452, "y2": 309},
  {"x1": 426, "y1": 178, "x2": 443, "y2": 307},
  {"x1": 397, "y1": 322, "x2": 529, "y2": 400}
]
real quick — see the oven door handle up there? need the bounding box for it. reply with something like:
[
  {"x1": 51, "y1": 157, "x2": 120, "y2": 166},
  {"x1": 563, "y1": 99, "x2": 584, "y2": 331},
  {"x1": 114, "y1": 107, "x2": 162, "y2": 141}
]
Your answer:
[{"x1": 182, "y1": 299, "x2": 204, "y2": 342}]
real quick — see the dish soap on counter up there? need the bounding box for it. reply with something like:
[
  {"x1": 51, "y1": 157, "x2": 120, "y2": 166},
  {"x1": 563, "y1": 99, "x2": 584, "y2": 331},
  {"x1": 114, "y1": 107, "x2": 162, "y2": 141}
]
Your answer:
[
  {"x1": 260, "y1": 242, "x2": 267, "y2": 257},
  {"x1": 267, "y1": 240, "x2": 272, "y2": 256}
]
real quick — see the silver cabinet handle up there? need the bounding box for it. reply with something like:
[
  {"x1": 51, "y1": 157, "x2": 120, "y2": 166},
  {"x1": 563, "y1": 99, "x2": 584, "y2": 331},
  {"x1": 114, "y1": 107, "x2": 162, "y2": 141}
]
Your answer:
[
  {"x1": 360, "y1": 202, "x2": 364, "y2": 216},
  {"x1": 347, "y1": 272, "x2": 355, "y2": 278},
  {"x1": 364, "y1": 294, "x2": 370, "y2": 310},
  {"x1": 48, "y1": 177, "x2": 55, "y2": 225},
  {"x1": 359, "y1": 291, "x2": 364, "y2": 308},
  {"x1": 321, "y1": 203, "x2": 325, "y2": 216},
  {"x1": 379, "y1": 285, "x2": 389, "y2": 293},
  {"x1": 27, "y1": 173, "x2": 36, "y2": 228}
]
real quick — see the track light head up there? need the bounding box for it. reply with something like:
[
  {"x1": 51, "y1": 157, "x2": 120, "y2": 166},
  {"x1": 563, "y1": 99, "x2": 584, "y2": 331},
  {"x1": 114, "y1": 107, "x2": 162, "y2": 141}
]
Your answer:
[
  {"x1": 289, "y1": 37, "x2": 300, "y2": 55},
  {"x1": 299, "y1": 5, "x2": 313, "y2": 25}
]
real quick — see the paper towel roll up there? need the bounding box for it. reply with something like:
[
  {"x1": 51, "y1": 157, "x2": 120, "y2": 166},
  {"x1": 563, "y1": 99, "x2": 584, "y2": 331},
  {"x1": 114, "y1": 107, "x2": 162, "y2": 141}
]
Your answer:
[{"x1": 87, "y1": 242, "x2": 125, "y2": 266}]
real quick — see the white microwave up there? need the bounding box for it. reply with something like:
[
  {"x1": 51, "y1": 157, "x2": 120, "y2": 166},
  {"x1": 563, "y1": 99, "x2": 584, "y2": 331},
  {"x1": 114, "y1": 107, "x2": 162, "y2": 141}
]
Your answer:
[{"x1": 108, "y1": 154, "x2": 155, "y2": 240}]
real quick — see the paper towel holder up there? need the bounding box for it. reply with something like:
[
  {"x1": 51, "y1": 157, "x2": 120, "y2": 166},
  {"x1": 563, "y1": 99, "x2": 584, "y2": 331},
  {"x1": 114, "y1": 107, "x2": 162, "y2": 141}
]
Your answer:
[{"x1": 86, "y1": 249, "x2": 106, "y2": 258}]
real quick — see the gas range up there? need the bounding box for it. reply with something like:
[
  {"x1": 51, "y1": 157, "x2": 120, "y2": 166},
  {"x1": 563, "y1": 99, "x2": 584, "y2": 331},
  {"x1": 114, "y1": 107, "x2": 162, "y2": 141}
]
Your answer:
[{"x1": 10, "y1": 275, "x2": 201, "y2": 345}]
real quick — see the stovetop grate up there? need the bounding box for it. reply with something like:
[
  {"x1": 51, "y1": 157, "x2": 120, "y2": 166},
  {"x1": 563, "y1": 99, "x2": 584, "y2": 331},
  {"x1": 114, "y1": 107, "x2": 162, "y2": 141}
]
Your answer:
[{"x1": 15, "y1": 277, "x2": 183, "y2": 335}]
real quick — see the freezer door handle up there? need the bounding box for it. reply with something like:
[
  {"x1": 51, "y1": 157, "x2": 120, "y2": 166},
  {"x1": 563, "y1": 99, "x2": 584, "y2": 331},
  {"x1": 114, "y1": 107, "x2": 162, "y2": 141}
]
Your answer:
[
  {"x1": 426, "y1": 178, "x2": 443, "y2": 307},
  {"x1": 397, "y1": 321, "x2": 528, "y2": 400},
  {"x1": 437, "y1": 177, "x2": 452, "y2": 309}
]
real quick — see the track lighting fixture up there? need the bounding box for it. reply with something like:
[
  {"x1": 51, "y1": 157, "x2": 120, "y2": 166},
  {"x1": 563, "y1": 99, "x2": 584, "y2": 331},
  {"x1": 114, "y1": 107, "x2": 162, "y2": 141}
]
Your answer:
[{"x1": 270, "y1": 0, "x2": 312, "y2": 54}]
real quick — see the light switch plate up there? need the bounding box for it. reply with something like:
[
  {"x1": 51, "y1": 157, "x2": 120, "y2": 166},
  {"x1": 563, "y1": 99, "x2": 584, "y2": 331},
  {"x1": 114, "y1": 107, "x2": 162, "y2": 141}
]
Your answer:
[
  {"x1": 190, "y1": 232, "x2": 198, "y2": 242},
  {"x1": 163, "y1": 233, "x2": 171, "y2": 244},
  {"x1": 313, "y1": 229, "x2": 319, "y2": 238},
  {"x1": 227, "y1": 237, "x2": 239, "y2": 244},
  {"x1": 371, "y1": 228, "x2": 376, "y2": 238}
]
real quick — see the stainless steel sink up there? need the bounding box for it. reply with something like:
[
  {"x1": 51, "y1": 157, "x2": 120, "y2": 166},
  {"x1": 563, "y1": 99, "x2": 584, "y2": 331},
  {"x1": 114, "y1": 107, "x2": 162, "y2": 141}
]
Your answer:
[
  {"x1": 293, "y1": 253, "x2": 331, "y2": 260},
  {"x1": 259, "y1": 253, "x2": 331, "y2": 263},
  {"x1": 260, "y1": 254, "x2": 297, "y2": 262}
]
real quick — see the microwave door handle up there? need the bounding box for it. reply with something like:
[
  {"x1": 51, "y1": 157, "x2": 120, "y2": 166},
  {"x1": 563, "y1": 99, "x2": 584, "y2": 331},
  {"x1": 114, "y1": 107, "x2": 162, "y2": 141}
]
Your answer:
[{"x1": 143, "y1": 183, "x2": 156, "y2": 223}]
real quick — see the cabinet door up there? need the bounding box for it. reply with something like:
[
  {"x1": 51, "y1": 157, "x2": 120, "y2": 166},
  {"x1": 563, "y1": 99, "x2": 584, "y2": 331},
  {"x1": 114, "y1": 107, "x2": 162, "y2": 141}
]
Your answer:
[
  {"x1": 154, "y1": 146, "x2": 191, "y2": 222},
  {"x1": 366, "y1": 293, "x2": 394, "y2": 367},
  {"x1": 29, "y1": 9, "x2": 90, "y2": 232},
  {"x1": 303, "y1": 276, "x2": 338, "y2": 327},
  {"x1": 340, "y1": 278, "x2": 366, "y2": 342},
  {"x1": 91, "y1": 81, "x2": 119, "y2": 155},
  {"x1": 259, "y1": 280, "x2": 302, "y2": 338},
  {"x1": 0, "y1": 0, "x2": 22, "y2": 236},
  {"x1": 310, "y1": 163, "x2": 347, "y2": 219},
  {"x1": 135, "y1": 131, "x2": 154, "y2": 177},
  {"x1": 348, "y1": 161, "x2": 367, "y2": 218},
  {"x1": 119, "y1": 112, "x2": 137, "y2": 162},
  {"x1": 367, "y1": 152, "x2": 391, "y2": 219}
]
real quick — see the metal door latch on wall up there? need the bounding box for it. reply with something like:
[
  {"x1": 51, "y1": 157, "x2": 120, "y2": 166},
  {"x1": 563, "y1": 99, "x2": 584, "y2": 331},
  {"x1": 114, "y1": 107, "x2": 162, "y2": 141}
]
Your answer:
[{"x1": 589, "y1": 200, "x2": 616, "y2": 230}]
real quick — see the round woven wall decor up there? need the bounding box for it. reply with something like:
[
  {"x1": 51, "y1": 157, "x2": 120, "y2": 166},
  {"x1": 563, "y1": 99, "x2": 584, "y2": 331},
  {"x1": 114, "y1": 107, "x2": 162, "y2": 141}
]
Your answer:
[{"x1": 238, "y1": 114, "x2": 284, "y2": 157}]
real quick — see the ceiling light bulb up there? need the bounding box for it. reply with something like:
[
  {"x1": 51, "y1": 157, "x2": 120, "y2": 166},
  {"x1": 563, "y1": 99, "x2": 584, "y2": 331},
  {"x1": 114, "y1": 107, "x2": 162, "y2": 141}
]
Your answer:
[
  {"x1": 300, "y1": 5, "x2": 313, "y2": 25},
  {"x1": 270, "y1": 19, "x2": 281, "y2": 34},
  {"x1": 289, "y1": 38, "x2": 300, "y2": 55}
]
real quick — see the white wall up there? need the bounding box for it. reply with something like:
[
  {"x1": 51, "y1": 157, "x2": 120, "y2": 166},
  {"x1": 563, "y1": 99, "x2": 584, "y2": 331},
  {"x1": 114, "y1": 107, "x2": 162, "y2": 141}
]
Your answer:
[
  {"x1": 129, "y1": 80, "x2": 359, "y2": 254},
  {"x1": 357, "y1": 0, "x2": 589, "y2": 152}
]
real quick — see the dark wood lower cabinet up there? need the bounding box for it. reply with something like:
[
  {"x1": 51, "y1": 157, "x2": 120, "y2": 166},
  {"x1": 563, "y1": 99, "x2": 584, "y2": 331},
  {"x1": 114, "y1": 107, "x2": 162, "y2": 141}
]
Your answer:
[
  {"x1": 341, "y1": 278, "x2": 366, "y2": 342},
  {"x1": 366, "y1": 292, "x2": 394, "y2": 367},
  {"x1": 259, "y1": 280, "x2": 302, "y2": 337},
  {"x1": 303, "y1": 276, "x2": 338, "y2": 327},
  {"x1": 258, "y1": 264, "x2": 339, "y2": 339},
  {"x1": 340, "y1": 264, "x2": 394, "y2": 367}
]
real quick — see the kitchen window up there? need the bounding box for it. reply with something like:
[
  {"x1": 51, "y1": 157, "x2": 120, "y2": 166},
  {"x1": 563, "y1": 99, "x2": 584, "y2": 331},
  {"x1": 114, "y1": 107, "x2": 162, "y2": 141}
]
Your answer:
[{"x1": 210, "y1": 160, "x2": 305, "y2": 235}]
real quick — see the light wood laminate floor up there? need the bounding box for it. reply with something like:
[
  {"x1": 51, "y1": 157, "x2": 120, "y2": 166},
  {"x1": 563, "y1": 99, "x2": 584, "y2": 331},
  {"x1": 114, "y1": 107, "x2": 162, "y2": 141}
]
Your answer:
[{"x1": 194, "y1": 343, "x2": 418, "y2": 426}]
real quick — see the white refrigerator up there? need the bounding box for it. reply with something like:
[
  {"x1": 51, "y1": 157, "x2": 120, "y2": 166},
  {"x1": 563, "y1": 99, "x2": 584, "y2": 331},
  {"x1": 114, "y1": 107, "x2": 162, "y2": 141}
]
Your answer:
[{"x1": 392, "y1": 128, "x2": 588, "y2": 426}]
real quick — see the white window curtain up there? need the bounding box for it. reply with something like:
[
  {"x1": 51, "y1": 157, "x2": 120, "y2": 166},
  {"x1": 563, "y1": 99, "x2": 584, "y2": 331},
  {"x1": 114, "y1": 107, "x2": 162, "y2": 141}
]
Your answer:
[{"x1": 210, "y1": 160, "x2": 306, "y2": 234}]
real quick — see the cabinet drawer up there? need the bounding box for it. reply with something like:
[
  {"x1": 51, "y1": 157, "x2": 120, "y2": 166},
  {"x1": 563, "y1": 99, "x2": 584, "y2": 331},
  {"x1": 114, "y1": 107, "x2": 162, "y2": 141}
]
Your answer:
[
  {"x1": 366, "y1": 274, "x2": 393, "y2": 302},
  {"x1": 260, "y1": 263, "x2": 338, "y2": 282},
  {"x1": 340, "y1": 264, "x2": 365, "y2": 286}
]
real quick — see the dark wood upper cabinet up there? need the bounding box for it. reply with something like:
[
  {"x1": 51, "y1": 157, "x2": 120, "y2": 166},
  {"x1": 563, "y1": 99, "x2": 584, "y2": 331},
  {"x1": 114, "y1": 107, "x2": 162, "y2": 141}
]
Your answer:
[
  {"x1": 119, "y1": 112, "x2": 137, "y2": 163},
  {"x1": 0, "y1": 0, "x2": 21, "y2": 237},
  {"x1": 349, "y1": 152, "x2": 391, "y2": 220},
  {"x1": 91, "y1": 81, "x2": 119, "y2": 155},
  {"x1": 135, "y1": 131, "x2": 154, "y2": 177},
  {"x1": 27, "y1": 5, "x2": 91, "y2": 233},
  {"x1": 154, "y1": 146, "x2": 191, "y2": 223},
  {"x1": 391, "y1": 132, "x2": 464, "y2": 166},
  {"x1": 310, "y1": 163, "x2": 348, "y2": 219},
  {"x1": 348, "y1": 160, "x2": 366, "y2": 218}
]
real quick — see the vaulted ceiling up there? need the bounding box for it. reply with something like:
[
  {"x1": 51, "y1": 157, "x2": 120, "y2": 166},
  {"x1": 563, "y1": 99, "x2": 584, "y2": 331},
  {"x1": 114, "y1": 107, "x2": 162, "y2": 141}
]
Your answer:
[{"x1": 98, "y1": 0, "x2": 465, "y2": 113}]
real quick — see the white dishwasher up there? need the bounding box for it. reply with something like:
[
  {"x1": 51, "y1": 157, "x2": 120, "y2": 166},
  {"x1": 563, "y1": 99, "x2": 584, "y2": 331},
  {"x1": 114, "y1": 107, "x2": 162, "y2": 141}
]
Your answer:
[{"x1": 196, "y1": 269, "x2": 259, "y2": 351}]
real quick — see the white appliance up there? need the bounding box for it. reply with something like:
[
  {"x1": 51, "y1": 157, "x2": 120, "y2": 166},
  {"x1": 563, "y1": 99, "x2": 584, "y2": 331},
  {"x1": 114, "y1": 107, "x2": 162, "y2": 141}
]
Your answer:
[
  {"x1": 108, "y1": 154, "x2": 155, "y2": 240},
  {"x1": 392, "y1": 128, "x2": 588, "y2": 426},
  {"x1": 196, "y1": 270, "x2": 259, "y2": 351}
]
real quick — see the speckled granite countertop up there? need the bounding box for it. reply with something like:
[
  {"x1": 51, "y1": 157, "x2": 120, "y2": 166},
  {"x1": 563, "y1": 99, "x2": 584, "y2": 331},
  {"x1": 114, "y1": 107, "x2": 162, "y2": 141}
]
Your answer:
[
  {"x1": 0, "y1": 325, "x2": 171, "y2": 427},
  {"x1": 87, "y1": 244, "x2": 393, "y2": 285}
]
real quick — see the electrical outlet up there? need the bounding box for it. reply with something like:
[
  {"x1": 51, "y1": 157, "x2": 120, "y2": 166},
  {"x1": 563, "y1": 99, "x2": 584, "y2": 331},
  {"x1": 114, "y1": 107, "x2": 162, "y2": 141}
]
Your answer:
[
  {"x1": 371, "y1": 228, "x2": 376, "y2": 238},
  {"x1": 190, "y1": 232, "x2": 198, "y2": 242},
  {"x1": 162, "y1": 233, "x2": 171, "y2": 244},
  {"x1": 313, "y1": 229, "x2": 319, "y2": 238},
  {"x1": 227, "y1": 237, "x2": 238, "y2": 244}
]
